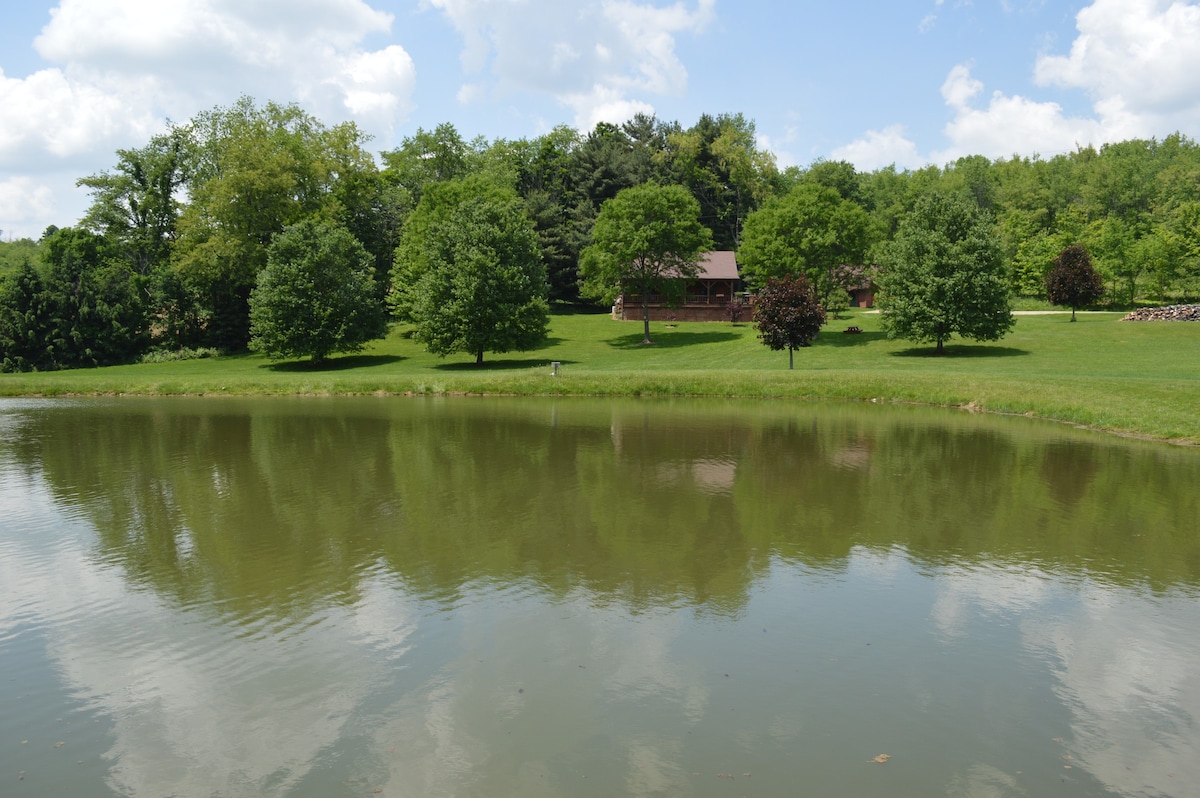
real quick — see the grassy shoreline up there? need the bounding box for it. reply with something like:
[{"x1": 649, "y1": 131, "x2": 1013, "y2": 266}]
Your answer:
[{"x1": 3, "y1": 309, "x2": 1199, "y2": 445}]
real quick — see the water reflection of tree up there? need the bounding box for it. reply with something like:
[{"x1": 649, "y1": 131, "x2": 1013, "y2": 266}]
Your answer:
[
  {"x1": 1040, "y1": 442, "x2": 1100, "y2": 509},
  {"x1": 9, "y1": 400, "x2": 1200, "y2": 625}
]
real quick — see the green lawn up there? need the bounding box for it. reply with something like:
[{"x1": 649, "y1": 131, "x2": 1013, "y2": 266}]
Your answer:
[{"x1": 3, "y1": 308, "x2": 1199, "y2": 444}]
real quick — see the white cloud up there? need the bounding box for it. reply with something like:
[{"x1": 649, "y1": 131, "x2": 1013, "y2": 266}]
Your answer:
[
  {"x1": 831, "y1": 124, "x2": 926, "y2": 171},
  {"x1": 0, "y1": 176, "x2": 59, "y2": 238},
  {"x1": 940, "y1": 63, "x2": 982, "y2": 111},
  {"x1": 0, "y1": 66, "x2": 160, "y2": 168},
  {"x1": 931, "y1": 63, "x2": 1126, "y2": 162},
  {"x1": 30, "y1": 0, "x2": 416, "y2": 131},
  {"x1": 564, "y1": 86, "x2": 656, "y2": 132},
  {"x1": 836, "y1": 0, "x2": 1200, "y2": 172},
  {"x1": 1035, "y1": 0, "x2": 1200, "y2": 121},
  {"x1": 425, "y1": 0, "x2": 714, "y2": 130},
  {"x1": 935, "y1": 0, "x2": 1200, "y2": 159},
  {"x1": 0, "y1": 0, "x2": 418, "y2": 238}
]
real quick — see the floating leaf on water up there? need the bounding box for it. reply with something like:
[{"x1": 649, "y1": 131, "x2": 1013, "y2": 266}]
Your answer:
[
  {"x1": 872, "y1": 754, "x2": 891, "y2": 764},
  {"x1": 717, "y1": 772, "x2": 735, "y2": 779},
  {"x1": 54, "y1": 741, "x2": 65, "y2": 748}
]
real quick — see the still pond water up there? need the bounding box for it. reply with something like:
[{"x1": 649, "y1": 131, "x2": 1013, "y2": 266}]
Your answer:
[{"x1": 2, "y1": 397, "x2": 1199, "y2": 798}]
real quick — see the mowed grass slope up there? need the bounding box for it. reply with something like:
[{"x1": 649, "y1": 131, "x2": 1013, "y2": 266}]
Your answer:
[{"x1": 2, "y1": 309, "x2": 1198, "y2": 444}]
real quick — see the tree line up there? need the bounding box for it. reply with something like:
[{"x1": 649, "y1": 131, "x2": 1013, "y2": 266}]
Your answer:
[{"x1": 2, "y1": 96, "x2": 1199, "y2": 370}]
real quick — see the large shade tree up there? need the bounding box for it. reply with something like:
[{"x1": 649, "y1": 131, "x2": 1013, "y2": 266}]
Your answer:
[
  {"x1": 579, "y1": 182, "x2": 713, "y2": 344},
  {"x1": 738, "y1": 182, "x2": 872, "y2": 314},
  {"x1": 388, "y1": 174, "x2": 519, "y2": 319},
  {"x1": 877, "y1": 192, "x2": 1013, "y2": 353},
  {"x1": 172, "y1": 98, "x2": 384, "y2": 350},
  {"x1": 249, "y1": 219, "x2": 387, "y2": 363},
  {"x1": 410, "y1": 197, "x2": 550, "y2": 365}
]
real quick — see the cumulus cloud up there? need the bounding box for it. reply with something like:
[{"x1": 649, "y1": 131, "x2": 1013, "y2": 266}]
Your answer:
[
  {"x1": 0, "y1": 175, "x2": 64, "y2": 239},
  {"x1": 1035, "y1": 0, "x2": 1200, "y2": 121},
  {"x1": 836, "y1": 0, "x2": 1200, "y2": 172},
  {"x1": 930, "y1": 63, "x2": 1130, "y2": 162},
  {"x1": 425, "y1": 0, "x2": 714, "y2": 129},
  {"x1": 831, "y1": 124, "x2": 926, "y2": 171},
  {"x1": 29, "y1": 0, "x2": 416, "y2": 133},
  {"x1": 0, "y1": 0, "x2": 418, "y2": 238},
  {"x1": 0, "y1": 66, "x2": 160, "y2": 169}
]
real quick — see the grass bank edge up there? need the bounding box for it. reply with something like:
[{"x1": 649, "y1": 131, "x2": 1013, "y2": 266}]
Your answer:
[{"x1": 2, "y1": 368, "x2": 1197, "y2": 446}]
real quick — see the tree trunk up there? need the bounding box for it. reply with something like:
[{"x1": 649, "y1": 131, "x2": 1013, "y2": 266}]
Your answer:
[
  {"x1": 476, "y1": 350, "x2": 484, "y2": 366},
  {"x1": 935, "y1": 338, "x2": 944, "y2": 355},
  {"x1": 788, "y1": 346, "x2": 794, "y2": 370},
  {"x1": 642, "y1": 295, "x2": 652, "y2": 344},
  {"x1": 1070, "y1": 307, "x2": 1077, "y2": 321}
]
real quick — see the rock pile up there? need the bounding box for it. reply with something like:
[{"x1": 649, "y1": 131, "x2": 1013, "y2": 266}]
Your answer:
[{"x1": 1121, "y1": 305, "x2": 1200, "y2": 321}]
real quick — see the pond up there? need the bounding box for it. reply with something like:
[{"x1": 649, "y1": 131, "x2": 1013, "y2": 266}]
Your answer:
[{"x1": 2, "y1": 397, "x2": 1199, "y2": 797}]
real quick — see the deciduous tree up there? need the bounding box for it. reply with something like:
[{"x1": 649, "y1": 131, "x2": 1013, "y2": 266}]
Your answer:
[
  {"x1": 579, "y1": 182, "x2": 712, "y2": 344},
  {"x1": 737, "y1": 183, "x2": 871, "y2": 313},
  {"x1": 388, "y1": 174, "x2": 519, "y2": 318},
  {"x1": 1045, "y1": 244, "x2": 1104, "y2": 320},
  {"x1": 410, "y1": 197, "x2": 549, "y2": 365},
  {"x1": 877, "y1": 192, "x2": 1013, "y2": 354},
  {"x1": 249, "y1": 219, "x2": 386, "y2": 363},
  {"x1": 753, "y1": 275, "x2": 826, "y2": 369}
]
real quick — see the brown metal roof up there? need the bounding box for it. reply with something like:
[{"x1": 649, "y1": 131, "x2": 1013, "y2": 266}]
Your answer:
[{"x1": 696, "y1": 251, "x2": 739, "y2": 280}]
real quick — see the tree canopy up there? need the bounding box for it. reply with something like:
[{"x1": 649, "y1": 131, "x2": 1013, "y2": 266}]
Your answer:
[
  {"x1": 753, "y1": 275, "x2": 826, "y2": 369},
  {"x1": 877, "y1": 192, "x2": 1014, "y2": 354},
  {"x1": 1045, "y1": 244, "x2": 1104, "y2": 321},
  {"x1": 579, "y1": 182, "x2": 713, "y2": 344},
  {"x1": 10, "y1": 97, "x2": 1200, "y2": 372},
  {"x1": 737, "y1": 182, "x2": 871, "y2": 313},
  {"x1": 409, "y1": 196, "x2": 550, "y2": 365},
  {"x1": 248, "y1": 219, "x2": 387, "y2": 362}
]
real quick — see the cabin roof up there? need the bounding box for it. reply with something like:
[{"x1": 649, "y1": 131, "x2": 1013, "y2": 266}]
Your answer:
[{"x1": 696, "y1": 251, "x2": 738, "y2": 280}]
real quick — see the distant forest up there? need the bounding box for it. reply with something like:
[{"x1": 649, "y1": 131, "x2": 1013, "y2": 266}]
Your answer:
[{"x1": 2, "y1": 97, "x2": 1198, "y2": 367}]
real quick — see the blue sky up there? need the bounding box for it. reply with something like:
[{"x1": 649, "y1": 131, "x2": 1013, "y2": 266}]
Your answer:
[{"x1": 3, "y1": 0, "x2": 1200, "y2": 240}]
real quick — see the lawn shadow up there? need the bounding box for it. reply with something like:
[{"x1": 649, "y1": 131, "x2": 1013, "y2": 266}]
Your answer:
[
  {"x1": 820, "y1": 330, "x2": 889, "y2": 347},
  {"x1": 433, "y1": 358, "x2": 579, "y2": 372},
  {"x1": 890, "y1": 345, "x2": 1030, "y2": 358},
  {"x1": 607, "y1": 329, "x2": 741, "y2": 350},
  {"x1": 263, "y1": 354, "x2": 404, "y2": 372}
]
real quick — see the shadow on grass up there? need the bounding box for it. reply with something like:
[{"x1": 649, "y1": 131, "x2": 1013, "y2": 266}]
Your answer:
[
  {"x1": 607, "y1": 330, "x2": 741, "y2": 350},
  {"x1": 820, "y1": 330, "x2": 889, "y2": 347},
  {"x1": 263, "y1": 354, "x2": 405, "y2": 372},
  {"x1": 433, "y1": 358, "x2": 579, "y2": 372},
  {"x1": 550, "y1": 302, "x2": 610, "y2": 315},
  {"x1": 890, "y1": 345, "x2": 1030, "y2": 358}
]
